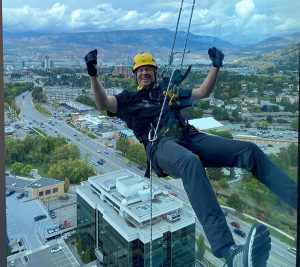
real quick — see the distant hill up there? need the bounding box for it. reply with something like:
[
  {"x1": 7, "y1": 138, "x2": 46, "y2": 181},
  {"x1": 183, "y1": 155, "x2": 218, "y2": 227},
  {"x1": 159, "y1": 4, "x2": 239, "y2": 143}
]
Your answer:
[
  {"x1": 3, "y1": 29, "x2": 299, "y2": 65},
  {"x1": 231, "y1": 44, "x2": 299, "y2": 71},
  {"x1": 241, "y1": 32, "x2": 300, "y2": 54},
  {"x1": 3, "y1": 28, "x2": 235, "y2": 63}
]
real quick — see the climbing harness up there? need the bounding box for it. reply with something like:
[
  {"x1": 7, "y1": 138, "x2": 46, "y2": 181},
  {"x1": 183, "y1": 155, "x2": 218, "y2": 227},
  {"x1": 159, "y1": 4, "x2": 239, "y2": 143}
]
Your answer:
[{"x1": 148, "y1": 1, "x2": 196, "y2": 266}]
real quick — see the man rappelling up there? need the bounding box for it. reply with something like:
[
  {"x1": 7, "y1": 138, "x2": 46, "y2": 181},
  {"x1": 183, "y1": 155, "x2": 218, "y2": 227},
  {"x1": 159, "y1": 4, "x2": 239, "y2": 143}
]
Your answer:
[{"x1": 84, "y1": 48, "x2": 297, "y2": 267}]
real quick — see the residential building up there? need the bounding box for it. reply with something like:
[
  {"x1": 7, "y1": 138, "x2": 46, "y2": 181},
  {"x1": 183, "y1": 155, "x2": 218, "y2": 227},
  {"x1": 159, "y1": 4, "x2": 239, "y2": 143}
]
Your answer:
[
  {"x1": 76, "y1": 170, "x2": 196, "y2": 267},
  {"x1": 112, "y1": 66, "x2": 132, "y2": 78}
]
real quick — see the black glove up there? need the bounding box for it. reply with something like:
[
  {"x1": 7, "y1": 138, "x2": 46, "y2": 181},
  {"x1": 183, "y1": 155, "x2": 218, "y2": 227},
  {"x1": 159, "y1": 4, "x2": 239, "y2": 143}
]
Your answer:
[
  {"x1": 84, "y1": 49, "x2": 98, "y2": 76},
  {"x1": 208, "y1": 47, "x2": 224, "y2": 68}
]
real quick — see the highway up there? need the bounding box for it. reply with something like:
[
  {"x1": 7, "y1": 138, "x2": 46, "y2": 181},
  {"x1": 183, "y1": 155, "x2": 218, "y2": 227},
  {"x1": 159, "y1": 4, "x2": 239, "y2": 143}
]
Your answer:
[{"x1": 15, "y1": 92, "x2": 296, "y2": 267}]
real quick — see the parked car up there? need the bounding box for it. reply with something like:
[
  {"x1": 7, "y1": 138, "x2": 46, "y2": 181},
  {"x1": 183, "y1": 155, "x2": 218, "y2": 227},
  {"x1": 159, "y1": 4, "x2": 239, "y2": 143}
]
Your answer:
[
  {"x1": 230, "y1": 221, "x2": 240, "y2": 228},
  {"x1": 17, "y1": 192, "x2": 25, "y2": 199},
  {"x1": 288, "y1": 247, "x2": 296, "y2": 254},
  {"x1": 164, "y1": 184, "x2": 171, "y2": 189},
  {"x1": 34, "y1": 214, "x2": 47, "y2": 222},
  {"x1": 97, "y1": 158, "x2": 105, "y2": 165},
  {"x1": 47, "y1": 227, "x2": 54, "y2": 234},
  {"x1": 233, "y1": 228, "x2": 246, "y2": 238},
  {"x1": 59, "y1": 223, "x2": 65, "y2": 230},
  {"x1": 170, "y1": 192, "x2": 177, "y2": 197},
  {"x1": 64, "y1": 220, "x2": 71, "y2": 228},
  {"x1": 6, "y1": 190, "x2": 15, "y2": 197},
  {"x1": 50, "y1": 246, "x2": 62, "y2": 253},
  {"x1": 49, "y1": 210, "x2": 56, "y2": 218}
]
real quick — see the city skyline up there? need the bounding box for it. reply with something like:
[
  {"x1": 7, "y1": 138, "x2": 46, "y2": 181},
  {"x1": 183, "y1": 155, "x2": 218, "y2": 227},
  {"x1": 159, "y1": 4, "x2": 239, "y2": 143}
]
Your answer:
[{"x1": 3, "y1": 1, "x2": 300, "y2": 45}]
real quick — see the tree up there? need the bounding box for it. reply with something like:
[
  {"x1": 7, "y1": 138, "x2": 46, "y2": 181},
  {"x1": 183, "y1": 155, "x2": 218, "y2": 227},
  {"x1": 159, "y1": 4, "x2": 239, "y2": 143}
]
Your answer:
[
  {"x1": 266, "y1": 115, "x2": 273, "y2": 123},
  {"x1": 291, "y1": 118, "x2": 298, "y2": 131},
  {"x1": 227, "y1": 193, "x2": 244, "y2": 213},
  {"x1": 5, "y1": 137, "x2": 26, "y2": 164},
  {"x1": 244, "y1": 179, "x2": 265, "y2": 204},
  {"x1": 75, "y1": 95, "x2": 95, "y2": 107},
  {"x1": 196, "y1": 234, "x2": 205, "y2": 261},
  {"x1": 208, "y1": 130, "x2": 232, "y2": 139},
  {"x1": 76, "y1": 239, "x2": 83, "y2": 255},
  {"x1": 287, "y1": 144, "x2": 298, "y2": 167},
  {"x1": 181, "y1": 105, "x2": 203, "y2": 120},
  {"x1": 64, "y1": 178, "x2": 70, "y2": 193},
  {"x1": 276, "y1": 149, "x2": 291, "y2": 170},
  {"x1": 207, "y1": 167, "x2": 223, "y2": 181},
  {"x1": 11, "y1": 162, "x2": 23, "y2": 175},
  {"x1": 219, "y1": 178, "x2": 229, "y2": 189},
  {"x1": 116, "y1": 137, "x2": 130, "y2": 156},
  {"x1": 231, "y1": 109, "x2": 239, "y2": 119},
  {"x1": 83, "y1": 250, "x2": 92, "y2": 263},
  {"x1": 245, "y1": 121, "x2": 252, "y2": 128},
  {"x1": 136, "y1": 145, "x2": 147, "y2": 168},
  {"x1": 50, "y1": 144, "x2": 80, "y2": 163},
  {"x1": 127, "y1": 143, "x2": 141, "y2": 163},
  {"x1": 48, "y1": 159, "x2": 96, "y2": 183},
  {"x1": 23, "y1": 164, "x2": 33, "y2": 176},
  {"x1": 212, "y1": 107, "x2": 230, "y2": 121}
]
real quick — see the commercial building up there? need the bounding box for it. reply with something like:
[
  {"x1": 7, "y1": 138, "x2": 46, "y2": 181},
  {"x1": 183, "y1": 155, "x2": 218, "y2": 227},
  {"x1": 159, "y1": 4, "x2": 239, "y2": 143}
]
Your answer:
[
  {"x1": 76, "y1": 169, "x2": 196, "y2": 267},
  {"x1": 5, "y1": 175, "x2": 64, "y2": 201}
]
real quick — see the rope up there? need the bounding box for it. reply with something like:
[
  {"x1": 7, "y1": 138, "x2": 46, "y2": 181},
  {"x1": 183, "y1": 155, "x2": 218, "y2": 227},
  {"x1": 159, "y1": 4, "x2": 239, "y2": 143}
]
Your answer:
[
  {"x1": 180, "y1": 0, "x2": 196, "y2": 69},
  {"x1": 168, "y1": 0, "x2": 184, "y2": 68},
  {"x1": 148, "y1": 1, "x2": 196, "y2": 266}
]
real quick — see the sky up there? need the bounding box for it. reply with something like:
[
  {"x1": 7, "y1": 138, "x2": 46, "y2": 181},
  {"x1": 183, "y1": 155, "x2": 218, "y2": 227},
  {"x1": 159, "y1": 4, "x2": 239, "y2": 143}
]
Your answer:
[{"x1": 2, "y1": 0, "x2": 300, "y2": 45}]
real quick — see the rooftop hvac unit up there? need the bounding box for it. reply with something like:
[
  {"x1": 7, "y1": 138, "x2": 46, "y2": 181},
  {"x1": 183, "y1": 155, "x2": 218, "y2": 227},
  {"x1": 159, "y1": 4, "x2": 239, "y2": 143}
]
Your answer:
[{"x1": 166, "y1": 211, "x2": 180, "y2": 223}]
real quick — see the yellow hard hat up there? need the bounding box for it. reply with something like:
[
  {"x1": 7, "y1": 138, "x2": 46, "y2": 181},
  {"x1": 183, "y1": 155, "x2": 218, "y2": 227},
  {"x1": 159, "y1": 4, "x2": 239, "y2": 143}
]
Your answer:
[{"x1": 132, "y1": 52, "x2": 157, "y2": 72}]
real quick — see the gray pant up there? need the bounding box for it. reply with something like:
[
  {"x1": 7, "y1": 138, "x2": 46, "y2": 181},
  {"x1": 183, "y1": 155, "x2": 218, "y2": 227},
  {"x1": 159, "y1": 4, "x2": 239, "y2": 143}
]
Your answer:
[{"x1": 146, "y1": 129, "x2": 297, "y2": 257}]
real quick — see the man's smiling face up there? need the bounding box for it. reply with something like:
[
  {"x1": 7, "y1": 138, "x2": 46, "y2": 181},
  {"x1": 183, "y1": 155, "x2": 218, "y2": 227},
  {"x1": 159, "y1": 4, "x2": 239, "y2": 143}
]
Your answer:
[{"x1": 135, "y1": 65, "x2": 156, "y2": 86}]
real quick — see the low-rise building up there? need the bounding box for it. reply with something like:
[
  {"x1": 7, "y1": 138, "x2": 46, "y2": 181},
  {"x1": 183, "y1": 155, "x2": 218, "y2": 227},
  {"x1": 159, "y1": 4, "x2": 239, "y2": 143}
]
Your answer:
[{"x1": 5, "y1": 175, "x2": 64, "y2": 201}]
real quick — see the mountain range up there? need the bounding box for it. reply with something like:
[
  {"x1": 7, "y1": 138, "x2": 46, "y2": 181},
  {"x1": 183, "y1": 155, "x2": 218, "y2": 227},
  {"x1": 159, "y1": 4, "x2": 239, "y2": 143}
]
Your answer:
[{"x1": 3, "y1": 28, "x2": 300, "y2": 65}]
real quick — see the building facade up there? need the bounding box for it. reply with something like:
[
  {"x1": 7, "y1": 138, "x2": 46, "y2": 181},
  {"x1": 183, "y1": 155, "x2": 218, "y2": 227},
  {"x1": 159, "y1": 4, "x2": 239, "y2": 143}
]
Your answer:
[{"x1": 76, "y1": 170, "x2": 195, "y2": 267}]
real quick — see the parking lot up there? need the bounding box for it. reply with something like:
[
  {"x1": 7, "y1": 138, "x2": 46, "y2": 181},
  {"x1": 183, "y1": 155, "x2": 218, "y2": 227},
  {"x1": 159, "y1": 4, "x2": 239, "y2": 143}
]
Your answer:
[
  {"x1": 6, "y1": 195, "x2": 51, "y2": 250},
  {"x1": 6, "y1": 191, "x2": 77, "y2": 251},
  {"x1": 7, "y1": 239, "x2": 80, "y2": 267}
]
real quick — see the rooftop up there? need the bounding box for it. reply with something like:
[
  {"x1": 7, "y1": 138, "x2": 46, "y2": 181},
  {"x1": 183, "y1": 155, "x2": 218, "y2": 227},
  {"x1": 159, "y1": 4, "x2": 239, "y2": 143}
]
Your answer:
[
  {"x1": 188, "y1": 117, "x2": 223, "y2": 130},
  {"x1": 77, "y1": 169, "x2": 195, "y2": 243},
  {"x1": 6, "y1": 175, "x2": 34, "y2": 189}
]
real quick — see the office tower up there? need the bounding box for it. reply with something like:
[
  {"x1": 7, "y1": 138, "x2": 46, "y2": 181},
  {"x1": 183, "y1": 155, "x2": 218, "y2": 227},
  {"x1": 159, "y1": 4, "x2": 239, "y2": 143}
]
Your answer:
[{"x1": 77, "y1": 169, "x2": 196, "y2": 267}]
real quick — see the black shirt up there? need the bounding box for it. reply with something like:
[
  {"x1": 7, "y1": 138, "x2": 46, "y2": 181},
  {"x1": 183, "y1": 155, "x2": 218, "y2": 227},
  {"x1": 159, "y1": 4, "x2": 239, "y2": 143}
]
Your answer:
[{"x1": 108, "y1": 84, "x2": 193, "y2": 141}]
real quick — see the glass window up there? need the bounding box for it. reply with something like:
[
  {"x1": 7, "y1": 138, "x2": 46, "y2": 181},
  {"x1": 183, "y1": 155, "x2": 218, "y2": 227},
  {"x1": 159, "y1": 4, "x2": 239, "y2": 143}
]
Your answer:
[{"x1": 52, "y1": 188, "x2": 58, "y2": 193}]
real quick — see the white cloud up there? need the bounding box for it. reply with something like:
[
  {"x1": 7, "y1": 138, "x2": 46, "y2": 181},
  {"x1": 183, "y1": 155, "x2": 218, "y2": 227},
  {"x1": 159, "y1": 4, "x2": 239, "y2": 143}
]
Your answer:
[
  {"x1": 48, "y1": 3, "x2": 67, "y2": 19},
  {"x1": 275, "y1": 18, "x2": 299, "y2": 31},
  {"x1": 2, "y1": 1, "x2": 300, "y2": 45},
  {"x1": 235, "y1": 0, "x2": 255, "y2": 18},
  {"x1": 249, "y1": 14, "x2": 267, "y2": 24},
  {"x1": 4, "y1": 3, "x2": 68, "y2": 31},
  {"x1": 119, "y1": 11, "x2": 139, "y2": 22}
]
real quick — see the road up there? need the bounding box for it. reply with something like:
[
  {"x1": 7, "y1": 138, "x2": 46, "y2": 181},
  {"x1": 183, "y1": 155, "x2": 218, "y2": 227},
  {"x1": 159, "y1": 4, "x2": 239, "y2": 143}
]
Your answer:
[{"x1": 15, "y1": 92, "x2": 296, "y2": 267}]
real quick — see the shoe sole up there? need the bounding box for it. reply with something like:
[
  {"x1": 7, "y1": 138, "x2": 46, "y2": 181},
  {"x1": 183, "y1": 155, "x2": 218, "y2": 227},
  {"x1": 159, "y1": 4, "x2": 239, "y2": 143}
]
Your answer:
[{"x1": 246, "y1": 222, "x2": 271, "y2": 267}]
